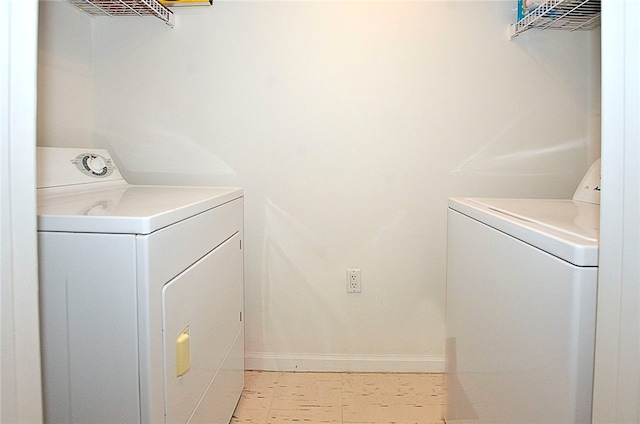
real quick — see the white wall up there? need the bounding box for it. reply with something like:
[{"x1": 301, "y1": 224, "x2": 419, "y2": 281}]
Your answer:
[
  {"x1": 38, "y1": 0, "x2": 599, "y2": 372},
  {"x1": 38, "y1": 0, "x2": 93, "y2": 147}
]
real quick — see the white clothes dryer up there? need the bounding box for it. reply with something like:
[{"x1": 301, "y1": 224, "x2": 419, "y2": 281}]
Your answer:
[
  {"x1": 445, "y1": 161, "x2": 600, "y2": 424},
  {"x1": 37, "y1": 147, "x2": 244, "y2": 424}
]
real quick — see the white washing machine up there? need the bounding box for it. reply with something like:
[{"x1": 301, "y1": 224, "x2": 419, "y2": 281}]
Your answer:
[
  {"x1": 445, "y1": 161, "x2": 601, "y2": 424},
  {"x1": 37, "y1": 147, "x2": 244, "y2": 424}
]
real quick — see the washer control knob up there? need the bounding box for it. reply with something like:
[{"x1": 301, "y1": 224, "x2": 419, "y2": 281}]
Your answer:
[
  {"x1": 73, "y1": 153, "x2": 115, "y2": 178},
  {"x1": 86, "y1": 155, "x2": 107, "y2": 174}
]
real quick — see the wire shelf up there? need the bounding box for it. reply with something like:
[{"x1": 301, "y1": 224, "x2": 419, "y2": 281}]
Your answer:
[
  {"x1": 510, "y1": 0, "x2": 600, "y2": 39},
  {"x1": 66, "y1": 0, "x2": 174, "y2": 26}
]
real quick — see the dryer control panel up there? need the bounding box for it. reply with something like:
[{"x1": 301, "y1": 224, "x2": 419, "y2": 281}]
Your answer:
[{"x1": 37, "y1": 147, "x2": 124, "y2": 189}]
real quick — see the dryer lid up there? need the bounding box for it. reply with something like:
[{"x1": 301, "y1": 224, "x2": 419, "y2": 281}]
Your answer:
[
  {"x1": 38, "y1": 184, "x2": 242, "y2": 234},
  {"x1": 36, "y1": 147, "x2": 242, "y2": 234}
]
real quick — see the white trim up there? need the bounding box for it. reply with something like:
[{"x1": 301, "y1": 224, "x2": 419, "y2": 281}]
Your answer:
[
  {"x1": 592, "y1": 0, "x2": 640, "y2": 422},
  {"x1": 0, "y1": 1, "x2": 42, "y2": 422},
  {"x1": 245, "y1": 352, "x2": 445, "y2": 373}
]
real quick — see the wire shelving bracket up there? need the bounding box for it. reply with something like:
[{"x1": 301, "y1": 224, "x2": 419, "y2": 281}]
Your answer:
[
  {"x1": 510, "y1": 0, "x2": 600, "y2": 39},
  {"x1": 66, "y1": 0, "x2": 175, "y2": 27}
]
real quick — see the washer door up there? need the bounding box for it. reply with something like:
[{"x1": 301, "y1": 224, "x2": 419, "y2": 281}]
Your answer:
[{"x1": 162, "y1": 233, "x2": 243, "y2": 423}]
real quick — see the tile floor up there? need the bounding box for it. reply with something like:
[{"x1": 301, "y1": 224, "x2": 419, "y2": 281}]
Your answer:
[{"x1": 231, "y1": 371, "x2": 445, "y2": 424}]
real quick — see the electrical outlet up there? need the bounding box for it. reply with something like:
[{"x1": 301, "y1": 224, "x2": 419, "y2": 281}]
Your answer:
[{"x1": 347, "y1": 269, "x2": 361, "y2": 293}]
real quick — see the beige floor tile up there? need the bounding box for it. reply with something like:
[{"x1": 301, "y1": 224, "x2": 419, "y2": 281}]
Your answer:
[
  {"x1": 232, "y1": 371, "x2": 444, "y2": 424},
  {"x1": 231, "y1": 408, "x2": 271, "y2": 423},
  {"x1": 269, "y1": 372, "x2": 343, "y2": 422},
  {"x1": 271, "y1": 372, "x2": 342, "y2": 403},
  {"x1": 245, "y1": 370, "x2": 281, "y2": 393},
  {"x1": 341, "y1": 373, "x2": 443, "y2": 423},
  {"x1": 232, "y1": 371, "x2": 280, "y2": 422},
  {"x1": 267, "y1": 405, "x2": 342, "y2": 423}
]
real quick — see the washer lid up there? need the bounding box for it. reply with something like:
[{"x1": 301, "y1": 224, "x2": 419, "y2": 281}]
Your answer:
[
  {"x1": 448, "y1": 197, "x2": 599, "y2": 267},
  {"x1": 38, "y1": 184, "x2": 243, "y2": 234}
]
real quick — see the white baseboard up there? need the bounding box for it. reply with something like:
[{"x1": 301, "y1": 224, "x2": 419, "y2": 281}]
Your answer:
[{"x1": 244, "y1": 352, "x2": 445, "y2": 373}]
